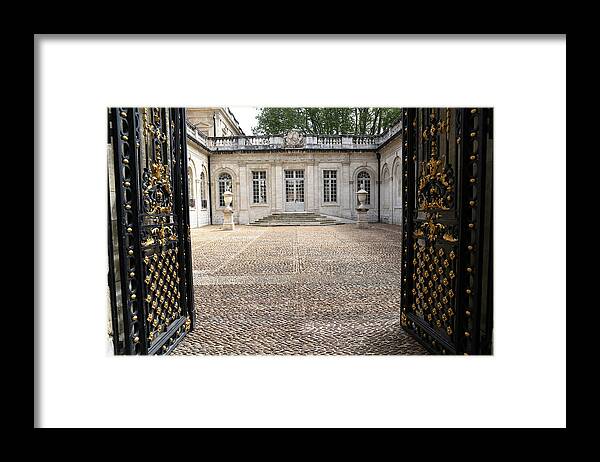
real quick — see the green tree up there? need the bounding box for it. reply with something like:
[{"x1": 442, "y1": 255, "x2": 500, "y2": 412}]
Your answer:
[{"x1": 253, "y1": 107, "x2": 402, "y2": 136}]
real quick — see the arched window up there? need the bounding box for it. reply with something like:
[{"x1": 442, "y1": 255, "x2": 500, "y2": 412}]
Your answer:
[
  {"x1": 188, "y1": 167, "x2": 195, "y2": 208},
  {"x1": 218, "y1": 173, "x2": 233, "y2": 207},
  {"x1": 200, "y1": 170, "x2": 207, "y2": 209},
  {"x1": 357, "y1": 171, "x2": 371, "y2": 205}
]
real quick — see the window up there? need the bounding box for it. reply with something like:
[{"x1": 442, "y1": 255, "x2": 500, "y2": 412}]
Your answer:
[
  {"x1": 357, "y1": 171, "x2": 371, "y2": 205},
  {"x1": 323, "y1": 170, "x2": 337, "y2": 203},
  {"x1": 218, "y1": 173, "x2": 232, "y2": 207},
  {"x1": 200, "y1": 171, "x2": 207, "y2": 209},
  {"x1": 188, "y1": 167, "x2": 195, "y2": 208},
  {"x1": 252, "y1": 171, "x2": 267, "y2": 204}
]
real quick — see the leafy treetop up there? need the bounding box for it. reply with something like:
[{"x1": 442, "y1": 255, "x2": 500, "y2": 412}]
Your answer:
[{"x1": 253, "y1": 108, "x2": 402, "y2": 136}]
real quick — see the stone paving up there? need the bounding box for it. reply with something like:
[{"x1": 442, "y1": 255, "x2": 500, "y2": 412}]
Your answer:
[{"x1": 172, "y1": 224, "x2": 428, "y2": 355}]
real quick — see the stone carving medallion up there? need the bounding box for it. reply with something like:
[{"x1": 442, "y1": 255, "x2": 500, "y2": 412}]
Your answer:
[{"x1": 283, "y1": 130, "x2": 304, "y2": 148}]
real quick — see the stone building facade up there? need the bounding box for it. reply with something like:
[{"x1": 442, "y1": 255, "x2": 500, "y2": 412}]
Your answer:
[
  {"x1": 185, "y1": 108, "x2": 404, "y2": 226},
  {"x1": 378, "y1": 133, "x2": 403, "y2": 225},
  {"x1": 186, "y1": 107, "x2": 245, "y2": 137},
  {"x1": 187, "y1": 143, "x2": 211, "y2": 228}
]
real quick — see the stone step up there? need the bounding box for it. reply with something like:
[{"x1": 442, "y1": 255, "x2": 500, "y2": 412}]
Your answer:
[
  {"x1": 249, "y1": 212, "x2": 342, "y2": 227},
  {"x1": 264, "y1": 217, "x2": 322, "y2": 220},
  {"x1": 251, "y1": 221, "x2": 343, "y2": 227},
  {"x1": 254, "y1": 217, "x2": 335, "y2": 221},
  {"x1": 269, "y1": 215, "x2": 322, "y2": 218},
  {"x1": 254, "y1": 218, "x2": 337, "y2": 222},
  {"x1": 258, "y1": 215, "x2": 320, "y2": 218},
  {"x1": 255, "y1": 219, "x2": 323, "y2": 222},
  {"x1": 255, "y1": 216, "x2": 324, "y2": 221},
  {"x1": 258, "y1": 217, "x2": 333, "y2": 219}
]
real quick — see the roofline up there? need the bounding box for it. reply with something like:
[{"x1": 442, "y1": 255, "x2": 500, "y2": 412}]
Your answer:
[
  {"x1": 225, "y1": 107, "x2": 246, "y2": 136},
  {"x1": 212, "y1": 118, "x2": 403, "y2": 139}
]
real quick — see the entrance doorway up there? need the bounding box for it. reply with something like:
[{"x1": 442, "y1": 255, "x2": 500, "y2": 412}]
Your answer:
[{"x1": 284, "y1": 170, "x2": 305, "y2": 212}]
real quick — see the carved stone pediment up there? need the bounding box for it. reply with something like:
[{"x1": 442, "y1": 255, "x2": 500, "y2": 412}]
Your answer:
[{"x1": 283, "y1": 130, "x2": 304, "y2": 148}]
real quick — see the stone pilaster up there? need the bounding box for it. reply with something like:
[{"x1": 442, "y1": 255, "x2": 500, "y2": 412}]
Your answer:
[
  {"x1": 238, "y1": 162, "x2": 249, "y2": 224},
  {"x1": 341, "y1": 161, "x2": 351, "y2": 218},
  {"x1": 306, "y1": 162, "x2": 314, "y2": 212},
  {"x1": 274, "y1": 162, "x2": 283, "y2": 212}
]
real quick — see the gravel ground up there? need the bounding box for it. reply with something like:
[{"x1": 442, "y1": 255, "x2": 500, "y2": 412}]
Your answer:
[{"x1": 172, "y1": 224, "x2": 428, "y2": 355}]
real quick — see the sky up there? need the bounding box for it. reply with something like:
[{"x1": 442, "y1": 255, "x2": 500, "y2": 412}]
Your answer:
[{"x1": 229, "y1": 106, "x2": 259, "y2": 135}]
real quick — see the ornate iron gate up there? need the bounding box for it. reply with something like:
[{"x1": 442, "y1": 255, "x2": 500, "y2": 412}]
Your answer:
[
  {"x1": 400, "y1": 108, "x2": 493, "y2": 355},
  {"x1": 107, "y1": 108, "x2": 195, "y2": 355}
]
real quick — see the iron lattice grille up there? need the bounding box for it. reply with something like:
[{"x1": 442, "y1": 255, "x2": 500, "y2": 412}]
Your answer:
[
  {"x1": 411, "y1": 240, "x2": 457, "y2": 341},
  {"x1": 143, "y1": 247, "x2": 183, "y2": 343},
  {"x1": 108, "y1": 107, "x2": 194, "y2": 355}
]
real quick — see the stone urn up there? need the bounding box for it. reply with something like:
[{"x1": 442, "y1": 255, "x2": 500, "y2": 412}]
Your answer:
[
  {"x1": 355, "y1": 188, "x2": 369, "y2": 229},
  {"x1": 222, "y1": 190, "x2": 234, "y2": 231}
]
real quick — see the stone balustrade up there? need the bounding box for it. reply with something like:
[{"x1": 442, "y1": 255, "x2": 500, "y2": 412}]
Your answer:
[
  {"x1": 186, "y1": 119, "x2": 402, "y2": 152},
  {"x1": 185, "y1": 123, "x2": 212, "y2": 149},
  {"x1": 374, "y1": 120, "x2": 403, "y2": 146}
]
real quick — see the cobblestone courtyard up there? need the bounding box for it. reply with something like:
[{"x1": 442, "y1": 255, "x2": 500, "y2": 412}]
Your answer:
[{"x1": 173, "y1": 224, "x2": 428, "y2": 355}]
